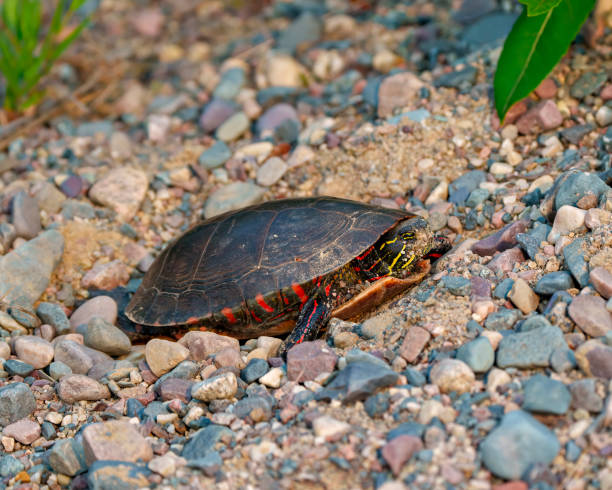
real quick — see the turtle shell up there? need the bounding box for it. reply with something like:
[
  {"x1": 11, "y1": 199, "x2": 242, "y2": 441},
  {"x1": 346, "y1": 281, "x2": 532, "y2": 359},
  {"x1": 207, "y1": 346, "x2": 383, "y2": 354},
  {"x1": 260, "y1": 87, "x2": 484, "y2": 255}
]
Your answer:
[{"x1": 125, "y1": 196, "x2": 413, "y2": 333}]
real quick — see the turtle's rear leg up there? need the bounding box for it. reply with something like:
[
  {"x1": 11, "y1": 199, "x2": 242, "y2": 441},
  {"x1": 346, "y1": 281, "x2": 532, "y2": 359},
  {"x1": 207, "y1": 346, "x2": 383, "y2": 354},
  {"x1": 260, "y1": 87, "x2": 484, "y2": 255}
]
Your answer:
[{"x1": 278, "y1": 295, "x2": 330, "y2": 358}]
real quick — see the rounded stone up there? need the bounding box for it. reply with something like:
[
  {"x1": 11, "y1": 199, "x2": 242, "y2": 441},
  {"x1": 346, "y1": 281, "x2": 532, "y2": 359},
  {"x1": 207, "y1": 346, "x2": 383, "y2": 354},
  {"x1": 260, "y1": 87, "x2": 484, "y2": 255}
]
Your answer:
[
  {"x1": 57, "y1": 374, "x2": 110, "y2": 403},
  {"x1": 215, "y1": 112, "x2": 249, "y2": 142},
  {"x1": 13, "y1": 335, "x2": 54, "y2": 369},
  {"x1": 191, "y1": 372, "x2": 238, "y2": 401},
  {"x1": 456, "y1": 336, "x2": 494, "y2": 373},
  {"x1": 82, "y1": 317, "x2": 132, "y2": 356},
  {"x1": 256, "y1": 157, "x2": 288, "y2": 186},
  {"x1": 70, "y1": 296, "x2": 118, "y2": 330},
  {"x1": 429, "y1": 358, "x2": 475, "y2": 394},
  {"x1": 568, "y1": 294, "x2": 612, "y2": 338},
  {"x1": 145, "y1": 339, "x2": 190, "y2": 377}
]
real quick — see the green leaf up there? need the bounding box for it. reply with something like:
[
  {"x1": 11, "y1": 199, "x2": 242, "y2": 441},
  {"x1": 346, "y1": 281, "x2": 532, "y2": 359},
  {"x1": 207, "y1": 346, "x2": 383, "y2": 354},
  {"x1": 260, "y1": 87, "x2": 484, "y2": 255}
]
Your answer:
[
  {"x1": 494, "y1": 0, "x2": 595, "y2": 122},
  {"x1": 519, "y1": 0, "x2": 562, "y2": 16},
  {"x1": 1, "y1": 0, "x2": 19, "y2": 32}
]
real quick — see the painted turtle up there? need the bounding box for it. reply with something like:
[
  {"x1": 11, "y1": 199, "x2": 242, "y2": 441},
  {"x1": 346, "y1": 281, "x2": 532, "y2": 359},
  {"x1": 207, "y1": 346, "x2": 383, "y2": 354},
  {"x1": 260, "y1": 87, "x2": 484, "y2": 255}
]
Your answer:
[{"x1": 125, "y1": 196, "x2": 450, "y2": 355}]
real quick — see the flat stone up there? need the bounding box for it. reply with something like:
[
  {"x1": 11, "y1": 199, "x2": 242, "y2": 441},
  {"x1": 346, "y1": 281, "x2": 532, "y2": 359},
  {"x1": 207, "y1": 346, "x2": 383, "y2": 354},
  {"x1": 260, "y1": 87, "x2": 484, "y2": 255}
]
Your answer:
[
  {"x1": 233, "y1": 396, "x2": 272, "y2": 422},
  {"x1": 11, "y1": 190, "x2": 41, "y2": 239},
  {"x1": 286, "y1": 340, "x2": 337, "y2": 382},
  {"x1": 312, "y1": 415, "x2": 351, "y2": 441},
  {"x1": 480, "y1": 410, "x2": 559, "y2": 480},
  {"x1": 257, "y1": 104, "x2": 299, "y2": 136},
  {"x1": 429, "y1": 358, "x2": 475, "y2": 393},
  {"x1": 82, "y1": 420, "x2": 153, "y2": 465},
  {"x1": 534, "y1": 271, "x2": 574, "y2": 295},
  {"x1": 36, "y1": 302, "x2": 70, "y2": 334},
  {"x1": 497, "y1": 326, "x2": 566, "y2": 369},
  {"x1": 548, "y1": 206, "x2": 586, "y2": 243},
  {"x1": 192, "y1": 372, "x2": 237, "y2": 401},
  {"x1": 199, "y1": 141, "x2": 231, "y2": 169},
  {"x1": 590, "y1": 267, "x2": 612, "y2": 299},
  {"x1": 48, "y1": 439, "x2": 87, "y2": 476},
  {"x1": 4, "y1": 359, "x2": 33, "y2": 377},
  {"x1": 486, "y1": 247, "x2": 525, "y2": 274},
  {"x1": 508, "y1": 278, "x2": 539, "y2": 314},
  {"x1": 81, "y1": 260, "x2": 130, "y2": 290},
  {"x1": 181, "y1": 425, "x2": 234, "y2": 460},
  {"x1": 57, "y1": 374, "x2": 110, "y2": 403},
  {"x1": 178, "y1": 331, "x2": 239, "y2": 361},
  {"x1": 83, "y1": 317, "x2": 132, "y2": 356},
  {"x1": 216, "y1": 111, "x2": 249, "y2": 142},
  {"x1": 13, "y1": 336, "x2": 54, "y2": 368},
  {"x1": 240, "y1": 358, "x2": 269, "y2": 383},
  {"x1": 484, "y1": 308, "x2": 521, "y2": 331},
  {"x1": 0, "y1": 383, "x2": 36, "y2": 426},
  {"x1": 89, "y1": 167, "x2": 148, "y2": 220},
  {"x1": 399, "y1": 326, "x2": 431, "y2": 363},
  {"x1": 203, "y1": 181, "x2": 265, "y2": 219},
  {"x1": 213, "y1": 67, "x2": 245, "y2": 100},
  {"x1": 33, "y1": 181, "x2": 66, "y2": 214},
  {"x1": 316, "y1": 361, "x2": 399, "y2": 403},
  {"x1": 199, "y1": 98, "x2": 236, "y2": 133},
  {"x1": 256, "y1": 157, "x2": 288, "y2": 186},
  {"x1": 54, "y1": 339, "x2": 112, "y2": 375},
  {"x1": 522, "y1": 374, "x2": 571, "y2": 415},
  {"x1": 569, "y1": 378, "x2": 603, "y2": 413},
  {"x1": 88, "y1": 461, "x2": 150, "y2": 490},
  {"x1": 3, "y1": 419, "x2": 40, "y2": 444},
  {"x1": 456, "y1": 336, "x2": 494, "y2": 373},
  {"x1": 0, "y1": 230, "x2": 64, "y2": 307},
  {"x1": 570, "y1": 71, "x2": 608, "y2": 98},
  {"x1": 145, "y1": 339, "x2": 189, "y2": 377},
  {"x1": 563, "y1": 238, "x2": 589, "y2": 287},
  {"x1": 574, "y1": 340, "x2": 612, "y2": 379},
  {"x1": 377, "y1": 72, "x2": 425, "y2": 118},
  {"x1": 471, "y1": 220, "x2": 528, "y2": 256},
  {"x1": 70, "y1": 296, "x2": 118, "y2": 329},
  {"x1": 382, "y1": 435, "x2": 423, "y2": 476},
  {"x1": 568, "y1": 294, "x2": 612, "y2": 337},
  {"x1": 516, "y1": 100, "x2": 563, "y2": 134},
  {"x1": 49, "y1": 361, "x2": 72, "y2": 380},
  {"x1": 277, "y1": 12, "x2": 322, "y2": 53}
]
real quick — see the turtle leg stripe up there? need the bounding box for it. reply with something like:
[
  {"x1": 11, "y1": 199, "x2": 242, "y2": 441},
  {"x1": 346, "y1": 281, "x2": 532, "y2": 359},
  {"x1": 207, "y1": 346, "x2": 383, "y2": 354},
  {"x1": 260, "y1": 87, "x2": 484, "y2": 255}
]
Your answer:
[
  {"x1": 291, "y1": 283, "x2": 308, "y2": 304},
  {"x1": 279, "y1": 295, "x2": 330, "y2": 358},
  {"x1": 255, "y1": 294, "x2": 274, "y2": 312},
  {"x1": 221, "y1": 307, "x2": 237, "y2": 324}
]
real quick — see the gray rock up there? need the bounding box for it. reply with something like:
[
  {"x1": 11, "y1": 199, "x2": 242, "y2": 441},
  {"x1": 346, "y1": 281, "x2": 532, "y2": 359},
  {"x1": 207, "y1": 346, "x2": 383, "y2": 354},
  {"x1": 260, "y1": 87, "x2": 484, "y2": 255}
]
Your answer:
[
  {"x1": 562, "y1": 238, "x2": 589, "y2": 287},
  {"x1": 240, "y1": 358, "x2": 269, "y2": 383},
  {"x1": 198, "y1": 141, "x2": 231, "y2": 169},
  {"x1": 88, "y1": 461, "x2": 151, "y2": 490},
  {"x1": 569, "y1": 378, "x2": 603, "y2": 413},
  {"x1": 0, "y1": 230, "x2": 64, "y2": 307},
  {"x1": 48, "y1": 439, "x2": 87, "y2": 476},
  {"x1": 36, "y1": 302, "x2": 71, "y2": 334},
  {"x1": 484, "y1": 308, "x2": 521, "y2": 331},
  {"x1": 456, "y1": 337, "x2": 494, "y2": 373},
  {"x1": 0, "y1": 382, "x2": 36, "y2": 426},
  {"x1": 11, "y1": 190, "x2": 41, "y2": 239},
  {"x1": 203, "y1": 182, "x2": 265, "y2": 219},
  {"x1": 550, "y1": 348, "x2": 576, "y2": 373},
  {"x1": 83, "y1": 317, "x2": 132, "y2": 356},
  {"x1": 522, "y1": 374, "x2": 571, "y2": 414},
  {"x1": 277, "y1": 12, "x2": 322, "y2": 54},
  {"x1": 49, "y1": 361, "x2": 72, "y2": 380},
  {"x1": 534, "y1": 271, "x2": 574, "y2": 295},
  {"x1": 0, "y1": 455, "x2": 24, "y2": 477},
  {"x1": 555, "y1": 172, "x2": 609, "y2": 211},
  {"x1": 497, "y1": 325, "x2": 567, "y2": 369},
  {"x1": 213, "y1": 67, "x2": 245, "y2": 100},
  {"x1": 316, "y1": 361, "x2": 399, "y2": 403},
  {"x1": 345, "y1": 349, "x2": 389, "y2": 369},
  {"x1": 441, "y1": 276, "x2": 472, "y2": 296},
  {"x1": 518, "y1": 314, "x2": 551, "y2": 332},
  {"x1": 233, "y1": 395, "x2": 273, "y2": 421},
  {"x1": 480, "y1": 410, "x2": 559, "y2": 480},
  {"x1": 182, "y1": 425, "x2": 234, "y2": 460},
  {"x1": 448, "y1": 170, "x2": 487, "y2": 205},
  {"x1": 215, "y1": 111, "x2": 249, "y2": 142}
]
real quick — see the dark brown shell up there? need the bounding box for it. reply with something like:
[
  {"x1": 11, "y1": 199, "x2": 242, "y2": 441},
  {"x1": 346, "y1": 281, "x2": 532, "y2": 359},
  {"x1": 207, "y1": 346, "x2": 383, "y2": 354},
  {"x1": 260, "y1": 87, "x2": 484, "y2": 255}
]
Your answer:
[{"x1": 125, "y1": 196, "x2": 411, "y2": 328}]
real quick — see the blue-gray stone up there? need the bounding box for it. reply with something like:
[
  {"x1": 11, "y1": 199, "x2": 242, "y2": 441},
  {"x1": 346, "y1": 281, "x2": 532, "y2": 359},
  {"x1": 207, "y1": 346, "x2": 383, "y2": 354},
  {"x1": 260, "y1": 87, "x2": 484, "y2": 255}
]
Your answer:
[
  {"x1": 466, "y1": 319, "x2": 484, "y2": 338},
  {"x1": 560, "y1": 124, "x2": 594, "y2": 145},
  {"x1": 518, "y1": 314, "x2": 552, "y2": 332},
  {"x1": 49, "y1": 361, "x2": 72, "y2": 380},
  {"x1": 48, "y1": 438, "x2": 87, "y2": 476},
  {"x1": 493, "y1": 278, "x2": 514, "y2": 299},
  {"x1": 4, "y1": 359, "x2": 34, "y2": 377},
  {"x1": 154, "y1": 360, "x2": 199, "y2": 393},
  {"x1": 433, "y1": 66, "x2": 478, "y2": 89},
  {"x1": 76, "y1": 120, "x2": 114, "y2": 138},
  {"x1": 203, "y1": 182, "x2": 265, "y2": 219},
  {"x1": 41, "y1": 421, "x2": 56, "y2": 439},
  {"x1": 274, "y1": 118, "x2": 300, "y2": 143},
  {"x1": 484, "y1": 308, "x2": 521, "y2": 331},
  {"x1": 448, "y1": 170, "x2": 487, "y2": 205},
  {"x1": 0, "y1": 455, "x2": 24, "y2": 477},
  {"x1": 256, "y1": 87, "x2": 299, "y2": 107},
  {"x1": 88, "y1": 461, "x2": 151, "y2": 490},
  {"x1": 387, "y1": 109, "x2": 430, "y2": 125},
  {"x1": 534, "y1": 271, "x2": 574, "y2": 295},
  {"x1": 363, "y1": 77, "x2": 382, "y2": 108},
  {"x1": 277, "y1": 12, "x2": 322, "y2": 54},
  {"x1": 441, "y1": 276, "x2": 472, "y2": 296},
  {"x1": 36, "y1": 302, "x2": 70, "y2": 334},
  {"x1": 199, "y1": 141, "x2": 231, "y2": 169},
  {"x1": 555, "y1": 172, "x2": 609, "y2": 211},
  {"x1": 182, "y1": 425, "x2": 234, "y2": 460},
  {"x1": 186, "y1": 451, "x2": 222, "y2": 476},
  {"x1": 570, "y1": 72, "x2": 608, "y2": 99},
  {"x1": 0, "y1": 230, "x2": 64, "y2": 308},
  {"x1": 563, "y1": 238, "x2": 589, "y2": 287},
  {"x1": 496, "y1": 325, "x2": 566, "y2": 369},
  {"x1": 403, "y1": 367, "x2": 426, "y2": 386},
  {"x1": 480, "y1": 410, "x2": 560, "y2": 480},
  {"x1": 456, "y1": 337, "x2": 494, "y2": 373},
  {"x1": 141, "y1": 401, "x2": 168, "y2": 421},
  {"x1": 550, "y1": 348, "x2": 576, "y2": 373},
  {"x1": 345, "y1": 349, "x2": 389, "y2": 368},
  {"x1": 522, "y1": 374, "x2": 571, "y2": 415},
  {"x1": 387, "y1": 421, "x2": 424, "y2": 440},
  {"x1": 213, "y1": 67, "x2": 245, "y2": 100},
  {"x1": 516, "y1": 222, "x2": 551, "y2": 260},
  {"x1": 233, "y1": 395, "x2": 272, "y2": 421},
  {"x1": 569, "y1": 378, "x2": 603, "y2": 413},
  {"x1": 465, "y1": 188, "x2": 490, "y2": 208},
  {"x1": 462, "y1": 12, "x2": 517, "y2": 45},
  {"x1": 316, "y1": 361, "x2": 399, "y2": 403},
  {"x1": 0, "y1": 382, "x2": 36, "y2": 425},
  {"x1": 240, "y1": 358, "x2": 269, "y2": 383},
  {"x1": 364, "y1": 392, "x2": 390, "y2": 418},
  {"x1": 61, "y1": 200, "x2": 96, "y2": 220},
  {"x1": 565, "y1": 441, "x2": 581, "y2": 462}
]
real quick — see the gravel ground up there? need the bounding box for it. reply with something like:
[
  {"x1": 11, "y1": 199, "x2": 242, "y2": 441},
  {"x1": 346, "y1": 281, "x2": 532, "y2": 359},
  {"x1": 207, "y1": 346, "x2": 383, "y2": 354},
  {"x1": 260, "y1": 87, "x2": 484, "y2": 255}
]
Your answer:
[{"x1": 0, "y1": 1, "x2": 611, "y2": 489}]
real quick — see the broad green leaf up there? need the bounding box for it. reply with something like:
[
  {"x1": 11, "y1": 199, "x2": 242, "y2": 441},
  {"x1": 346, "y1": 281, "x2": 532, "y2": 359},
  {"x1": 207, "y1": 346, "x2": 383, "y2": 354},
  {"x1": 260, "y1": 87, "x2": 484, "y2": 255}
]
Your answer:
[
  {"x1": 519, "y1": 0, "x2": 562, "y2": 16},
  {"x1": 494, "y1": 0, "x2": 595, "y2": 122},
  {"x1": 1, "y1": 0, "x2": 19, "y2": 32}
]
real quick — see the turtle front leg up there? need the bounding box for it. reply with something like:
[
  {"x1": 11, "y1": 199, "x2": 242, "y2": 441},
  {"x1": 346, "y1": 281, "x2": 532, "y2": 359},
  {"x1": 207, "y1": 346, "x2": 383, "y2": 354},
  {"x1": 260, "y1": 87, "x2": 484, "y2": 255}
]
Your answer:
[{"x1": 279, "y1": 295, "x2": 330, "y2": 358}]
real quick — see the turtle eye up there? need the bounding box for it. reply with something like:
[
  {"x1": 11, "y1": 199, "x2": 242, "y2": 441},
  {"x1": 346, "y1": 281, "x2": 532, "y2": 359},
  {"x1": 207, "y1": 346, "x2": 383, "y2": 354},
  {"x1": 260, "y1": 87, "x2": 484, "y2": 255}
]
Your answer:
[{"x1": 401, "y1": 231, "x2": 416, "y2": 240}]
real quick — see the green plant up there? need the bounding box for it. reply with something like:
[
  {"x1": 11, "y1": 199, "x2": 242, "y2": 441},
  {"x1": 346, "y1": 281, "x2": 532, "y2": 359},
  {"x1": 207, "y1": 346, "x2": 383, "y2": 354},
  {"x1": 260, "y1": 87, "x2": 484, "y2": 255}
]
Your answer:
[
  {"x1": 0, "y1": 0, "x2": 91, "y2": 111},
  {"x1": 494, "y1": 0, "x2": 596, "y2": 123}
]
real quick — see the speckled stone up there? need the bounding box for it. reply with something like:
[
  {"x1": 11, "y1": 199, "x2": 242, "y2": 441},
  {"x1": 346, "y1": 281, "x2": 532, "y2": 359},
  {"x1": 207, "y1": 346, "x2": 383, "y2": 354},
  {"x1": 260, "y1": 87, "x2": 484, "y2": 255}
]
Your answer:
[
  {"x1": 522, "y1": 374, "x2": 571, "y2": 414},
  {"x1": 429, "y1": 358, "x2": 475, "y2": 393},
  {"x1": 497, "y1": 325, "x2": 566, "y2": 368},
  {"x1": 82, "y1": 420, "x2": 153, "y2": 465}
]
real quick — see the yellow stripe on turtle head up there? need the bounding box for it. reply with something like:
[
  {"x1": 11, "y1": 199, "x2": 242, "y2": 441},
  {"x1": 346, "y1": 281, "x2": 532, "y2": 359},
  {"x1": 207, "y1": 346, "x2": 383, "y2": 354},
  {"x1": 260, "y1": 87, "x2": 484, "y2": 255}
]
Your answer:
[
  {"x1": 400, "y1": 253, "x2": 416, "y2": 269},
  {"x1": 388, "y1": 243, "x2": 406, "y2": 272},
  {"x1": 379, "y1": 236, "x2": 398, "y2": 250}
]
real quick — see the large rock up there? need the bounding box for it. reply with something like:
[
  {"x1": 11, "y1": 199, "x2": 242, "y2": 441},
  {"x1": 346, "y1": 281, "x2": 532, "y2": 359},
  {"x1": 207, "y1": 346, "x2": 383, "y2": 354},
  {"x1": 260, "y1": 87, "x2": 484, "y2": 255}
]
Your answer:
[
  {"x1": 0, "y1": 383, "x2": 36, "y2": 426},
  {"x1": 82, "y1": 420, "x2": 153, "y2": 465},
  {"x1": 0, "y1": 230, "x2": 64, "y2": 307},
  {"x1": 88, "y1": 167, "x2": 148, "y2": 220},
  {"x1": 286, "y1": 340, "x2": 337, "y2": 382}
]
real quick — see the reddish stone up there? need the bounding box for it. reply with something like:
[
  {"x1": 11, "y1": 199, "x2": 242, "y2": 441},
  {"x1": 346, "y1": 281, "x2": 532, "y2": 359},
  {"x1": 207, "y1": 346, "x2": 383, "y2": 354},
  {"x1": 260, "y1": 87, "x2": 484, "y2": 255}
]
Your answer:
[
  {"x1": 399, "y1": 327, "x2": 431, "y2": 363},
  {"x1": 601, "y1": 84, "x2": 612, "y2": 100},
  {"x1": 3, "y1": 419, "x2": 41, "y2": 445},
  {"x1": 286, "y1": 340, "x2": 337, "y2": 382},
  {"x1": 81, "y1": 260, "x2": 130, "y2": 290},
  {"x1": 516, "y1": 100, "x2": 563, "y2": 134},
  {"x1": 178, "y1": 331, "x2": 239, "y2": 361},
  {"x1": 381, "y1": 435, "x2": 423, "y2": 476},
  {"x1": 471, "y1": 220, "x2": 529, "y2": 256},
  {"x1": 568, "y1": 295, "x2": 612, "y2": 337},
  {"x1": 470, "y1": 276, "x2": 492, "y2": 299},
  {"x1": 534, "y1": 78, "x2": 557, "y2": 99},
  {"x1": 590, "y1": 267, "x2": 612, "y2": 299},
  {"x1": 158, "y1": 377, "x2": 193, "y2": 403},
  {"x1": 493, "y1": 482, "x2": 528, "y2": 490},
  {"x1": 486, "y1": 248, "x2": 525, "y2": 274},
  {"x1": 82, "y1": 420, "x2": 153, "y2": 465}
]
